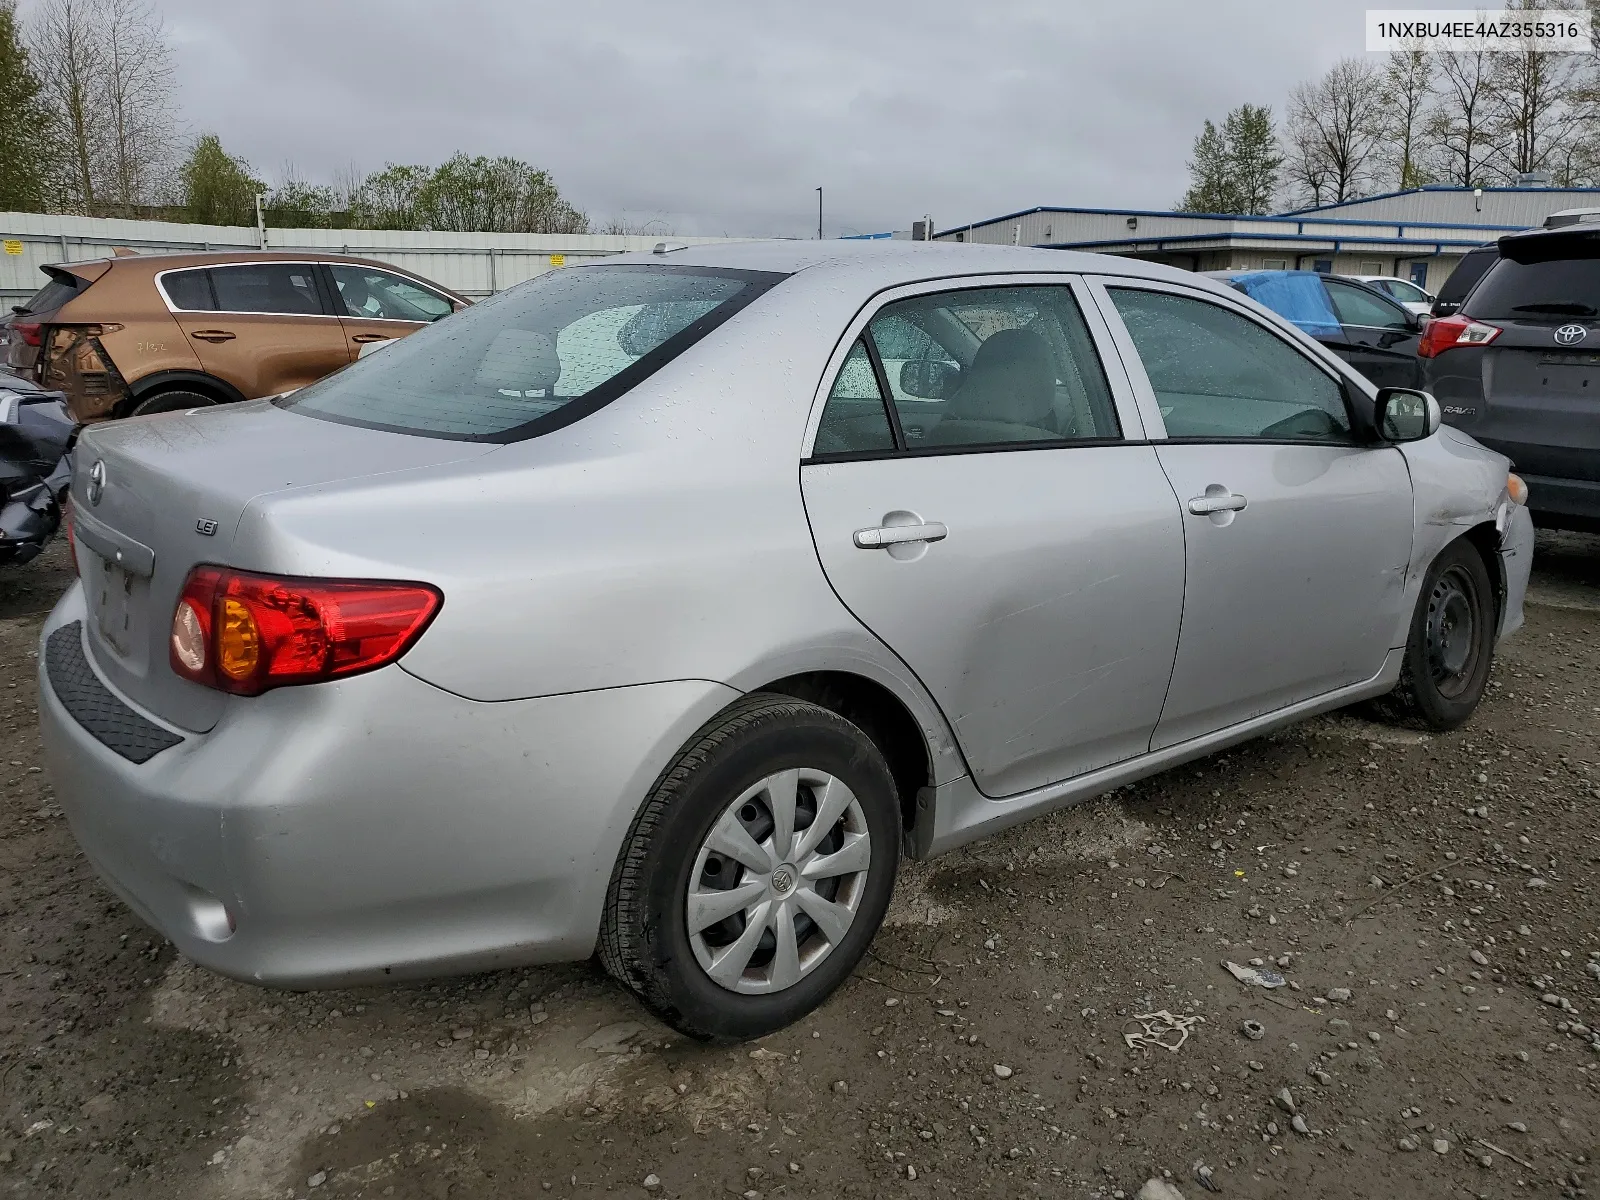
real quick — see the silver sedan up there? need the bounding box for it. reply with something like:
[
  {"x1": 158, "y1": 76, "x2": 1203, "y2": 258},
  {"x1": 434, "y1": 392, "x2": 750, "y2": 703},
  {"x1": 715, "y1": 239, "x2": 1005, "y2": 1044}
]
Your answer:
[{"x1": 39, "y1": 242, "x2": 1533, "y2": 1040}]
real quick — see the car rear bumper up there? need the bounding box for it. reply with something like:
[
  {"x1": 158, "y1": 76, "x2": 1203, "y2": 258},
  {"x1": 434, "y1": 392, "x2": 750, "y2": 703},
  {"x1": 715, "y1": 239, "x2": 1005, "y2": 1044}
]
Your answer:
[
  {"x1": 1519, "y1": 472, "x2": 1600, "y2": 530},
  {"x1": 38, "y1": 582, "x2": 739, "y2": 988}
]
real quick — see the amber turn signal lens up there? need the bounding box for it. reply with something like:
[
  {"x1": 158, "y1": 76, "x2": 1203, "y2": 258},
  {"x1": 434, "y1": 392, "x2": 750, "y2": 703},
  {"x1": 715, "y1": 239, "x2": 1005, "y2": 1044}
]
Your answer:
[
  {"x1": 216, "y1": 596, "x2": 262, "y2": 680},
  {"x1": 1507, "y1": 474, "x2": 1528, "y2": 506}
]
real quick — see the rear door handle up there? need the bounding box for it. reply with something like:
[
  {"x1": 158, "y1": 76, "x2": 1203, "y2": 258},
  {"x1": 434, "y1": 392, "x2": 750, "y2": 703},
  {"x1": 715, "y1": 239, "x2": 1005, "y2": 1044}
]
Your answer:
[
  {"x1": 351, "y1": 333, "x2": 390, "y2": 343},
  {"x1": 1187, "y1": 490, "x2": 1248, "y2": 516},
  {"x1": 854, "y1": 521, "x2": 948, "y2": 549},
  {"x1": 190, "y1": 330, "x2": 235, "y2": 343}
]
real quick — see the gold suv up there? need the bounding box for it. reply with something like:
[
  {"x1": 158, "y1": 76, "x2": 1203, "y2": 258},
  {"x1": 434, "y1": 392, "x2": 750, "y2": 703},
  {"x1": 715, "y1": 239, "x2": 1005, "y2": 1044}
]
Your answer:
[{"x1": 3, "y1": 251, "x2": 468, "y2": 422}]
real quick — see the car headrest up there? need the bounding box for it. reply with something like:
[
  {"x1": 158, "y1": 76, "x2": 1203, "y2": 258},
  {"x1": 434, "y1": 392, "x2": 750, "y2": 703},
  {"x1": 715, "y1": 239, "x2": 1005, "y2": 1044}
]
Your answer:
[{"x1": 474, "y1": 330, "x2": 561, "y2": 392}]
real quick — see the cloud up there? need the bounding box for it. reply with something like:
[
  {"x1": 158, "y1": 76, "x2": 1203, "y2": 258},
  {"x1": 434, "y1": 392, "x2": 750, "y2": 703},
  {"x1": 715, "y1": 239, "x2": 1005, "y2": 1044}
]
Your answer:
[{"x1": 39, "y1": 0, "x2": 1383, "y2": 236}]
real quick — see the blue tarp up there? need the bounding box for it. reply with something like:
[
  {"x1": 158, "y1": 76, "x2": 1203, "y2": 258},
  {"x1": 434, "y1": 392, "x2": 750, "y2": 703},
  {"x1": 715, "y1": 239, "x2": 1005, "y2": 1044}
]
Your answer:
[{"x1": 1229, "y1": 271, "x2": 1340, "y2": 337}]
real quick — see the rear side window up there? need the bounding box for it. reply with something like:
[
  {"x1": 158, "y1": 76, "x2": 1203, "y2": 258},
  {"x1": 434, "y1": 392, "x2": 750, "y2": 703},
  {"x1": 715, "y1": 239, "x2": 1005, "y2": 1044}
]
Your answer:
[
  {"x1": 1323, "y1": 278, "x2": 1412, "y2": 330},
  {"x1": 1110, "y1": 288, "x2": 1351, "y2": 442},
  {"x1": 284, "y1": 265, "x2": 784, "y2": 441},
  {"x1": 211, "y1": 264, "x2": 325, "y2": 315},
  {"x1": 1466, "y1": 240, "x2": 1600, "y2": 319},
  {"x1": 1435, "y1": 248, "x2": 1497, "y2": 308},
  {"x1": 814, "y1": 340, "x2": 896, "y2": 454},
  {"x1": 161, "y1": 269, "x2": 215, "y2": 311},
  {"x1": 17, "y1": 273, "x2": 81, "y2": 316}
]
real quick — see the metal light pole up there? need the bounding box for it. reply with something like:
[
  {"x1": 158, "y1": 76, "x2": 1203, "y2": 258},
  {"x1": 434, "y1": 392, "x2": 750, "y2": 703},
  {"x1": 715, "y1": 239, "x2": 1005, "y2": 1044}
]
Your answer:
[{"x1": 816, "y1": 187, "x2": 823, "y2": 240}]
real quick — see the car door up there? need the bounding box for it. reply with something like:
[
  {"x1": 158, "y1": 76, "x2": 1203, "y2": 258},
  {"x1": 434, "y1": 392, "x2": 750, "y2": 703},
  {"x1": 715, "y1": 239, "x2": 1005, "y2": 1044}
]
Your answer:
[
  {"x1": 1323, "y1": 277, "x2": 1425, "y2": 388},
  {"x1": 1091, "y1": 279, "x2": 1415, "y2": 750},
  {"x1": 800, "y1": 278, "x2": 1186, "y2": 799},
  {"x1": 166, "y1": 262, "x2": 351, "y2": 398},
  {"x1": 324, "y1": 263, "x2": 459, "y2": 357}
]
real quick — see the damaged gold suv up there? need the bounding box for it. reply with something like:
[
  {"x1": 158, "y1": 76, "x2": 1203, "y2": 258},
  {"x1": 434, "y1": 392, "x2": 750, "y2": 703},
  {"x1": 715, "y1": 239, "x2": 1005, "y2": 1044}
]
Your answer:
[{"x1": 4, "y1": 251, "x2": 467, "y2": 422}]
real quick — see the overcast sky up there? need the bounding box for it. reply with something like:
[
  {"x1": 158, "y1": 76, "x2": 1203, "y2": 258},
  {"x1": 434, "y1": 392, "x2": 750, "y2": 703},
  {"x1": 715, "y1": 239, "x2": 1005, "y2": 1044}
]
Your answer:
[{"x1": 35, "y1": 0, "x2": 1388, "y2": 236}]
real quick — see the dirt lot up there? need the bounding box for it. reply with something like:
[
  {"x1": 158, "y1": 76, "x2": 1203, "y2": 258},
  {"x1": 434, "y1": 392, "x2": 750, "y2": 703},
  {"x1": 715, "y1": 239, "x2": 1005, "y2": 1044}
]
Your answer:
[{"x1": 2, "y1": 532, "x2": 1597, "y2": 1200}]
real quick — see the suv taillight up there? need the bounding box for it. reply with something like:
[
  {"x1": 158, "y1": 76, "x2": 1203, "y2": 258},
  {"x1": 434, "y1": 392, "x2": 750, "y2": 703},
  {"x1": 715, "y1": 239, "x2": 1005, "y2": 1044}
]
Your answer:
[
  {"x1": 1418, "y1": 315, "x2": 1501, "y2": 358},
  {"x1": 12, "y1": 322, "x2": 41, "y2": 347},
  {"x1": 170, "y1": 567, "x2": 442, "y2": 696}
]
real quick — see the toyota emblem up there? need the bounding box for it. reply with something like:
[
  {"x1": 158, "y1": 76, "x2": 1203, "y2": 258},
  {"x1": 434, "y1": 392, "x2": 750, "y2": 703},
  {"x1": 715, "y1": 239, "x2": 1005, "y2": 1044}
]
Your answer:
[
  {"x1": 1554, "y1": 323, "x2": 1588, "y2": 346},
  {"x1": 86, "y1": 459, "x2": 106, "y2": 506}
]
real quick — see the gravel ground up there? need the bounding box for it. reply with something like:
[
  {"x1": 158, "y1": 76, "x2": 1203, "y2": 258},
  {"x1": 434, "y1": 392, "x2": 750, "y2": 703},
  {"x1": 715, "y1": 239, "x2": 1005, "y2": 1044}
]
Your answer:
[{"x1": 2, "y1": 531, "x2": 1597, "y2": 1200}]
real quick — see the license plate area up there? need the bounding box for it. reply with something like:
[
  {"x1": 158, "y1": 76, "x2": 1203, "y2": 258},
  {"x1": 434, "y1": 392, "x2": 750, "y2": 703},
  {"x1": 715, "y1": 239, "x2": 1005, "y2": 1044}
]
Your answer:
[{"x1": 90, "y1": 552, "x2": 149, "y2": 667}]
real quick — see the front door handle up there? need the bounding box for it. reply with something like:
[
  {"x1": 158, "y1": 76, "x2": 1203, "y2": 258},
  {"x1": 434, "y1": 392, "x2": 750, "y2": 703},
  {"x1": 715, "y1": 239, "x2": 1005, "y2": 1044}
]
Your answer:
[
  {"x1": 854, "y1": 521, "x2": 948, "y2": 549},
  {"x1": 351, "y1": 332, "x2": 390, "y2": 343},
  {"x1": 1187, "y1": 489, "x2": 1248, "y2": 516},
  {"x1": 190, "y1": 330, "x2": 236, "y2": 343}
]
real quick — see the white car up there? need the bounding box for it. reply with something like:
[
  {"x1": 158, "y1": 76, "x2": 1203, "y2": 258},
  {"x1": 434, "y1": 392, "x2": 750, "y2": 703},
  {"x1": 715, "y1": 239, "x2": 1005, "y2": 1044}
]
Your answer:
[{"x1": 1346, "y1": 275, "x2": 1435, "y2": 316}]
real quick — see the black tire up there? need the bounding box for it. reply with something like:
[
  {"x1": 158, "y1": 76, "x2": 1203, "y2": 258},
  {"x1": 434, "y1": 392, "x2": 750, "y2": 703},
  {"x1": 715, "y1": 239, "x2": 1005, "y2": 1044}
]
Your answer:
[
  {"x1": 1373, "y1": 538, "x2": 1497, "y2": 731},
  {"x1": 599, "y1": 693, "x2": 900, "y2": 1041},
  {"x1": 129, "y1": 388, "x2": 217, "y2": 418}
]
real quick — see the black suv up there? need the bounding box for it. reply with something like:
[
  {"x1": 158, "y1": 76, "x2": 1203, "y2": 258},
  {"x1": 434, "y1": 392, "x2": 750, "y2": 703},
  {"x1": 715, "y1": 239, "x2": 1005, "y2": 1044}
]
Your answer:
[{"x1": 1420, "y1": 224, "x2": 1599, "y2": 531}]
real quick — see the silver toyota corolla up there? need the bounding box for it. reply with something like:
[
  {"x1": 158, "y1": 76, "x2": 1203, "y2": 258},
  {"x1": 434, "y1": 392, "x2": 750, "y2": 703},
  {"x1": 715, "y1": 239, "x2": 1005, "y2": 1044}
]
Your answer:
[{"x1": 39, "y1": 242, "x2": 1533, "y2": 1040}]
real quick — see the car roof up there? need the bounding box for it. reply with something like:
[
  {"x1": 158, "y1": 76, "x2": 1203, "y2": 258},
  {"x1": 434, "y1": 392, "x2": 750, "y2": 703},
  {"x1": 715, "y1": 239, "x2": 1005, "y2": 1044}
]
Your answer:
[
  {"x1": 597, "y1": 239, "x2": 1215, "y2": 289},
  {"x1": 54, "y1": 248, "x2": 464, "y2": 285}
]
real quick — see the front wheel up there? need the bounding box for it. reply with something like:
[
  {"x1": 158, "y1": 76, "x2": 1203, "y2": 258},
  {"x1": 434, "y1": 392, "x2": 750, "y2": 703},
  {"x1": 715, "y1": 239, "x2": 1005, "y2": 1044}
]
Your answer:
[
  {"x1": 1377, "y1": 539, "x2": 1497, "y2": 730},
  {"x1": 599, "y1": 694, "x2": 901, "y2": 1041}
]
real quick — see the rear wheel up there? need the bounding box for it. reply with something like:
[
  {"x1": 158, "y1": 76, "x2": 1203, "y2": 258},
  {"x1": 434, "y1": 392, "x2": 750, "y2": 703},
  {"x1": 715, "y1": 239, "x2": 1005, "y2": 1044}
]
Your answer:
[
  {"x1": 1375, "y1": 539, "x2": 1496, "y2": 730},
  {"x1": 129, "y1": 389, "x2": 217, "y2": 418},
  {"x1": 599, "y1": 694, "x2": 900, "y2": 1041}
]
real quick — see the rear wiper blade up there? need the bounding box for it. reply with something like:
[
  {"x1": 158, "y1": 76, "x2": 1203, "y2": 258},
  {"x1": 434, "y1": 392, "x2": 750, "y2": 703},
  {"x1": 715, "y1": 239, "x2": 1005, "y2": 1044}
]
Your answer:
[{"x1": 1510, "y1": 303, "x2": 1599, "y2": 315}]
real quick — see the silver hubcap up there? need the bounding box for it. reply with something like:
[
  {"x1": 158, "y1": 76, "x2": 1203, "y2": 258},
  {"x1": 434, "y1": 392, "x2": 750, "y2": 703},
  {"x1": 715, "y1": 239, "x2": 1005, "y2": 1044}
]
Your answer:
[{"x1": 686, "y1": 768, "x2": 872, "y2": 995}]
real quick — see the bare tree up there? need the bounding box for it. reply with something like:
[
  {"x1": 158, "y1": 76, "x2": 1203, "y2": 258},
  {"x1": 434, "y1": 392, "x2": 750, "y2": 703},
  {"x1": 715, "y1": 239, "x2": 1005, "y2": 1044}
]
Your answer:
[
  {"x1": 1381, "y1": 47, "x2": 1436, "y2": 189},
  {"x1": 1478, "y1": 0, "x2": 1586, "y2": 182},
  {"x1": 1284, "y1": 57, "x2": 1386, "y2": 205},
  {"x1": 1427, "y1": 48, "x2": 1499, "y2": 185},
  {"x1": 27, "y1": 0, "x2": 105, "y2": 213},
  {"x1": 99, "y1": 0, "x2": 177, "y2": 210}
]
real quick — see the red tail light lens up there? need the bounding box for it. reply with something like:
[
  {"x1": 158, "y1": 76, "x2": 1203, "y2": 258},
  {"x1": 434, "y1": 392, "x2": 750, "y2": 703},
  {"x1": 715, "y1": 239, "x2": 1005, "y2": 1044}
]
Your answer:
[
  {"x1": 64, "y1": 513, "x2": 78, "y2": 576},
  {"x1": 1417, "y1": 315, "x2": 1501, "y2": 358},
  {"x1": 170, "y1": 567, "x2": 442, "y2": 696},
  {"x1": 12, "y1": 322, "x2": 42, "y2": 347}
]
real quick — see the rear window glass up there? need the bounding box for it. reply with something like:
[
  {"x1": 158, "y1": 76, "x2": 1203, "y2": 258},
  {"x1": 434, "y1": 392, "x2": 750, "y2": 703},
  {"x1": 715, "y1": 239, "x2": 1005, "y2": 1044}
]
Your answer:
[
  {"x1": 1467, "y1": 242, "x2": 1600, "y2": 319},
  {"x1": 17, "y1": 274, "x2": 80, "y2": 316},
  {"x1": 283, "y1": 265, "x2": 784, "y2": 441},
  {"x1": 161, "y1": 268, "x2": 215, "y2": 311}
]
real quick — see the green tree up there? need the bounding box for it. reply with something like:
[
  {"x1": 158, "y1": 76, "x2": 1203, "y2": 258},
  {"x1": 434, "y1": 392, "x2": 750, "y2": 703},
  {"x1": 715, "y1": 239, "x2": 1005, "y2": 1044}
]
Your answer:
[
  {"x1": 0, "y1": 0, "x2": 57, "y2": 210},
  {"x1": 1223, "y1": 103, "x2": 1282, "y2": 215},
  {"x1": 1179, "y1": 119, "x2": 1236, "y2": 212},
  {"x1": 180, "y1": 134, "x2": 264, "y2": 225},
  {"x1": 264, "y1": 166, "x2": 337, "y2": 227},
  {"x1": 1179, "y1": 104, "x2": 1280, "y2": 214},
  {"x1": 348, "y1": 162, "x2": 431, "y2": 229},
  {"x1": 416, "y1": 154, "x2": 588, "y2": 233}
]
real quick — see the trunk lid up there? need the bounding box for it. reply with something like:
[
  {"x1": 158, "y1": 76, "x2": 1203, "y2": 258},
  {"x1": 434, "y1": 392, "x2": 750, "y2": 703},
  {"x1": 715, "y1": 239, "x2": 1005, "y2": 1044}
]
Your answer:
[
  {"x1": 1473, "y1": 319, "x2": 1600, "y2": 480},
  {"x1": 70, "y1": 399, "x2": 497, "y2": 732}
]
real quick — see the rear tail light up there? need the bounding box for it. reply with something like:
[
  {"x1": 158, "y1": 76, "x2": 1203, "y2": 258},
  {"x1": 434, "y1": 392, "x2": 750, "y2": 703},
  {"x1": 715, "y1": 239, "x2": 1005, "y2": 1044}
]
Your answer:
[
  {"x1": 12, "y1": 322, "x2": 41, "y2": 347},
  {"x1": 1417, "y1": 315, "x2": 1501, "y2": 358},
  {"x1": 64, "y1": 513, "x2": 77, "y2": 576},
  {"x1": 169, "y1": 567, "x2": 442, "y2": 696}
]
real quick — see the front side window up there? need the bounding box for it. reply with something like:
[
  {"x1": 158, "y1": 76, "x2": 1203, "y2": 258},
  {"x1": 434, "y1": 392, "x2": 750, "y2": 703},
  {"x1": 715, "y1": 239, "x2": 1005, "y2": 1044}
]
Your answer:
[
  {"x1": 284, "y1": 265, "x2": 783, "y2": 441},
  {"x1": 330, "y1": 265, "x2": 454, "y2": 322},
  {"x1": 211, "y1": 263, "x2": 324, "y2": 315},
  {"x1": 866, "y1": 285, "x2": 1119, "y2": 449},
  {"x1": 1324, "y1": 278, "x2": 1411, "y2": 330},
  {"x1": 1109, "y1": 288, "x2": 1351, "y2": 442},
  {"x1": 1384, "y1": 279, "x2": 1429, "y2": 304}
]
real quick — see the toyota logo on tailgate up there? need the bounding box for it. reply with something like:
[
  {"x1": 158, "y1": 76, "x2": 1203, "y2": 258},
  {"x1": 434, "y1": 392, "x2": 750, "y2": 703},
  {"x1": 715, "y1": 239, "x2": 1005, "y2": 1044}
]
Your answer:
[{"x1": 1554, "y1": 324, "x2": 1588, "y2": 346}]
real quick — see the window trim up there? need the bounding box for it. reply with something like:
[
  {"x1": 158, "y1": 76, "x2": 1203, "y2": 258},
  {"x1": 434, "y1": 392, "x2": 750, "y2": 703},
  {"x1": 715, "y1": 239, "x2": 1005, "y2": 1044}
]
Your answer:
[
  {"x1": 1082, "y1": 275, "x2": 1378, "y2": 445},
  {"x1": 323, "y1": 263, "x2": 457, "y2": 324},
  {"x1": 802, "y1": 272, "x2": 1148, "y2": 464},
  {"x1": 155, "y1": 261, "x2": 335, "y2": 318}
]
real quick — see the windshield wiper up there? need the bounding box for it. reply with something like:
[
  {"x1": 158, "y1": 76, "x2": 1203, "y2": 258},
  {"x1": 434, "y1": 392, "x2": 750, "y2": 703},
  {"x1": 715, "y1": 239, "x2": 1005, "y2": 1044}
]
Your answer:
[{"x1": 1511, "y1": 303, "x2": 1599, "y2": 316}]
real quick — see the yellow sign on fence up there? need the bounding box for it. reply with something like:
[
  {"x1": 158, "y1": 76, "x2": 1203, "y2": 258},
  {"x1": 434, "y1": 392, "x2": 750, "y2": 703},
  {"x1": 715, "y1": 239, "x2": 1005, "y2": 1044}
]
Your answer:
[
  {"x1": 549, "y1": 254, "x2": 566, "y2": 267},
  {"x1": 2, "y1": 239, "x2": 22, "y2": 256}
]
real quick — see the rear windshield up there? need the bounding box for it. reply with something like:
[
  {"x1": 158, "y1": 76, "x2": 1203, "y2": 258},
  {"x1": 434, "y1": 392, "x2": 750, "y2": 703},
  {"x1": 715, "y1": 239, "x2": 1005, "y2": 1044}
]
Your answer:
[
  {"x1": 283, "y1": 264, "x2": 784, "y2": 441},
  {"x1": 1467, "y1": 238, "x2": 1600, "y2": 320},
  {"x1": 1436, "y1": 248, "x2": 1496, "y2": 307},
  {"x1": 14, "y1": 272, "x2": 81, "y2": 317}
]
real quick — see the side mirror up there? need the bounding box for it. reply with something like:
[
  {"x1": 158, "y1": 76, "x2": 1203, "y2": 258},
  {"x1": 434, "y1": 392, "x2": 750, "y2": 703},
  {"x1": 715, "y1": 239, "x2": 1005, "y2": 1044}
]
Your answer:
[
  {"x1": 1375, "y1": 387, "x2": 1441, "y2": 442},
  {"x1": 899, "y1": 359, "x2": 959, "y2": 400}
]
